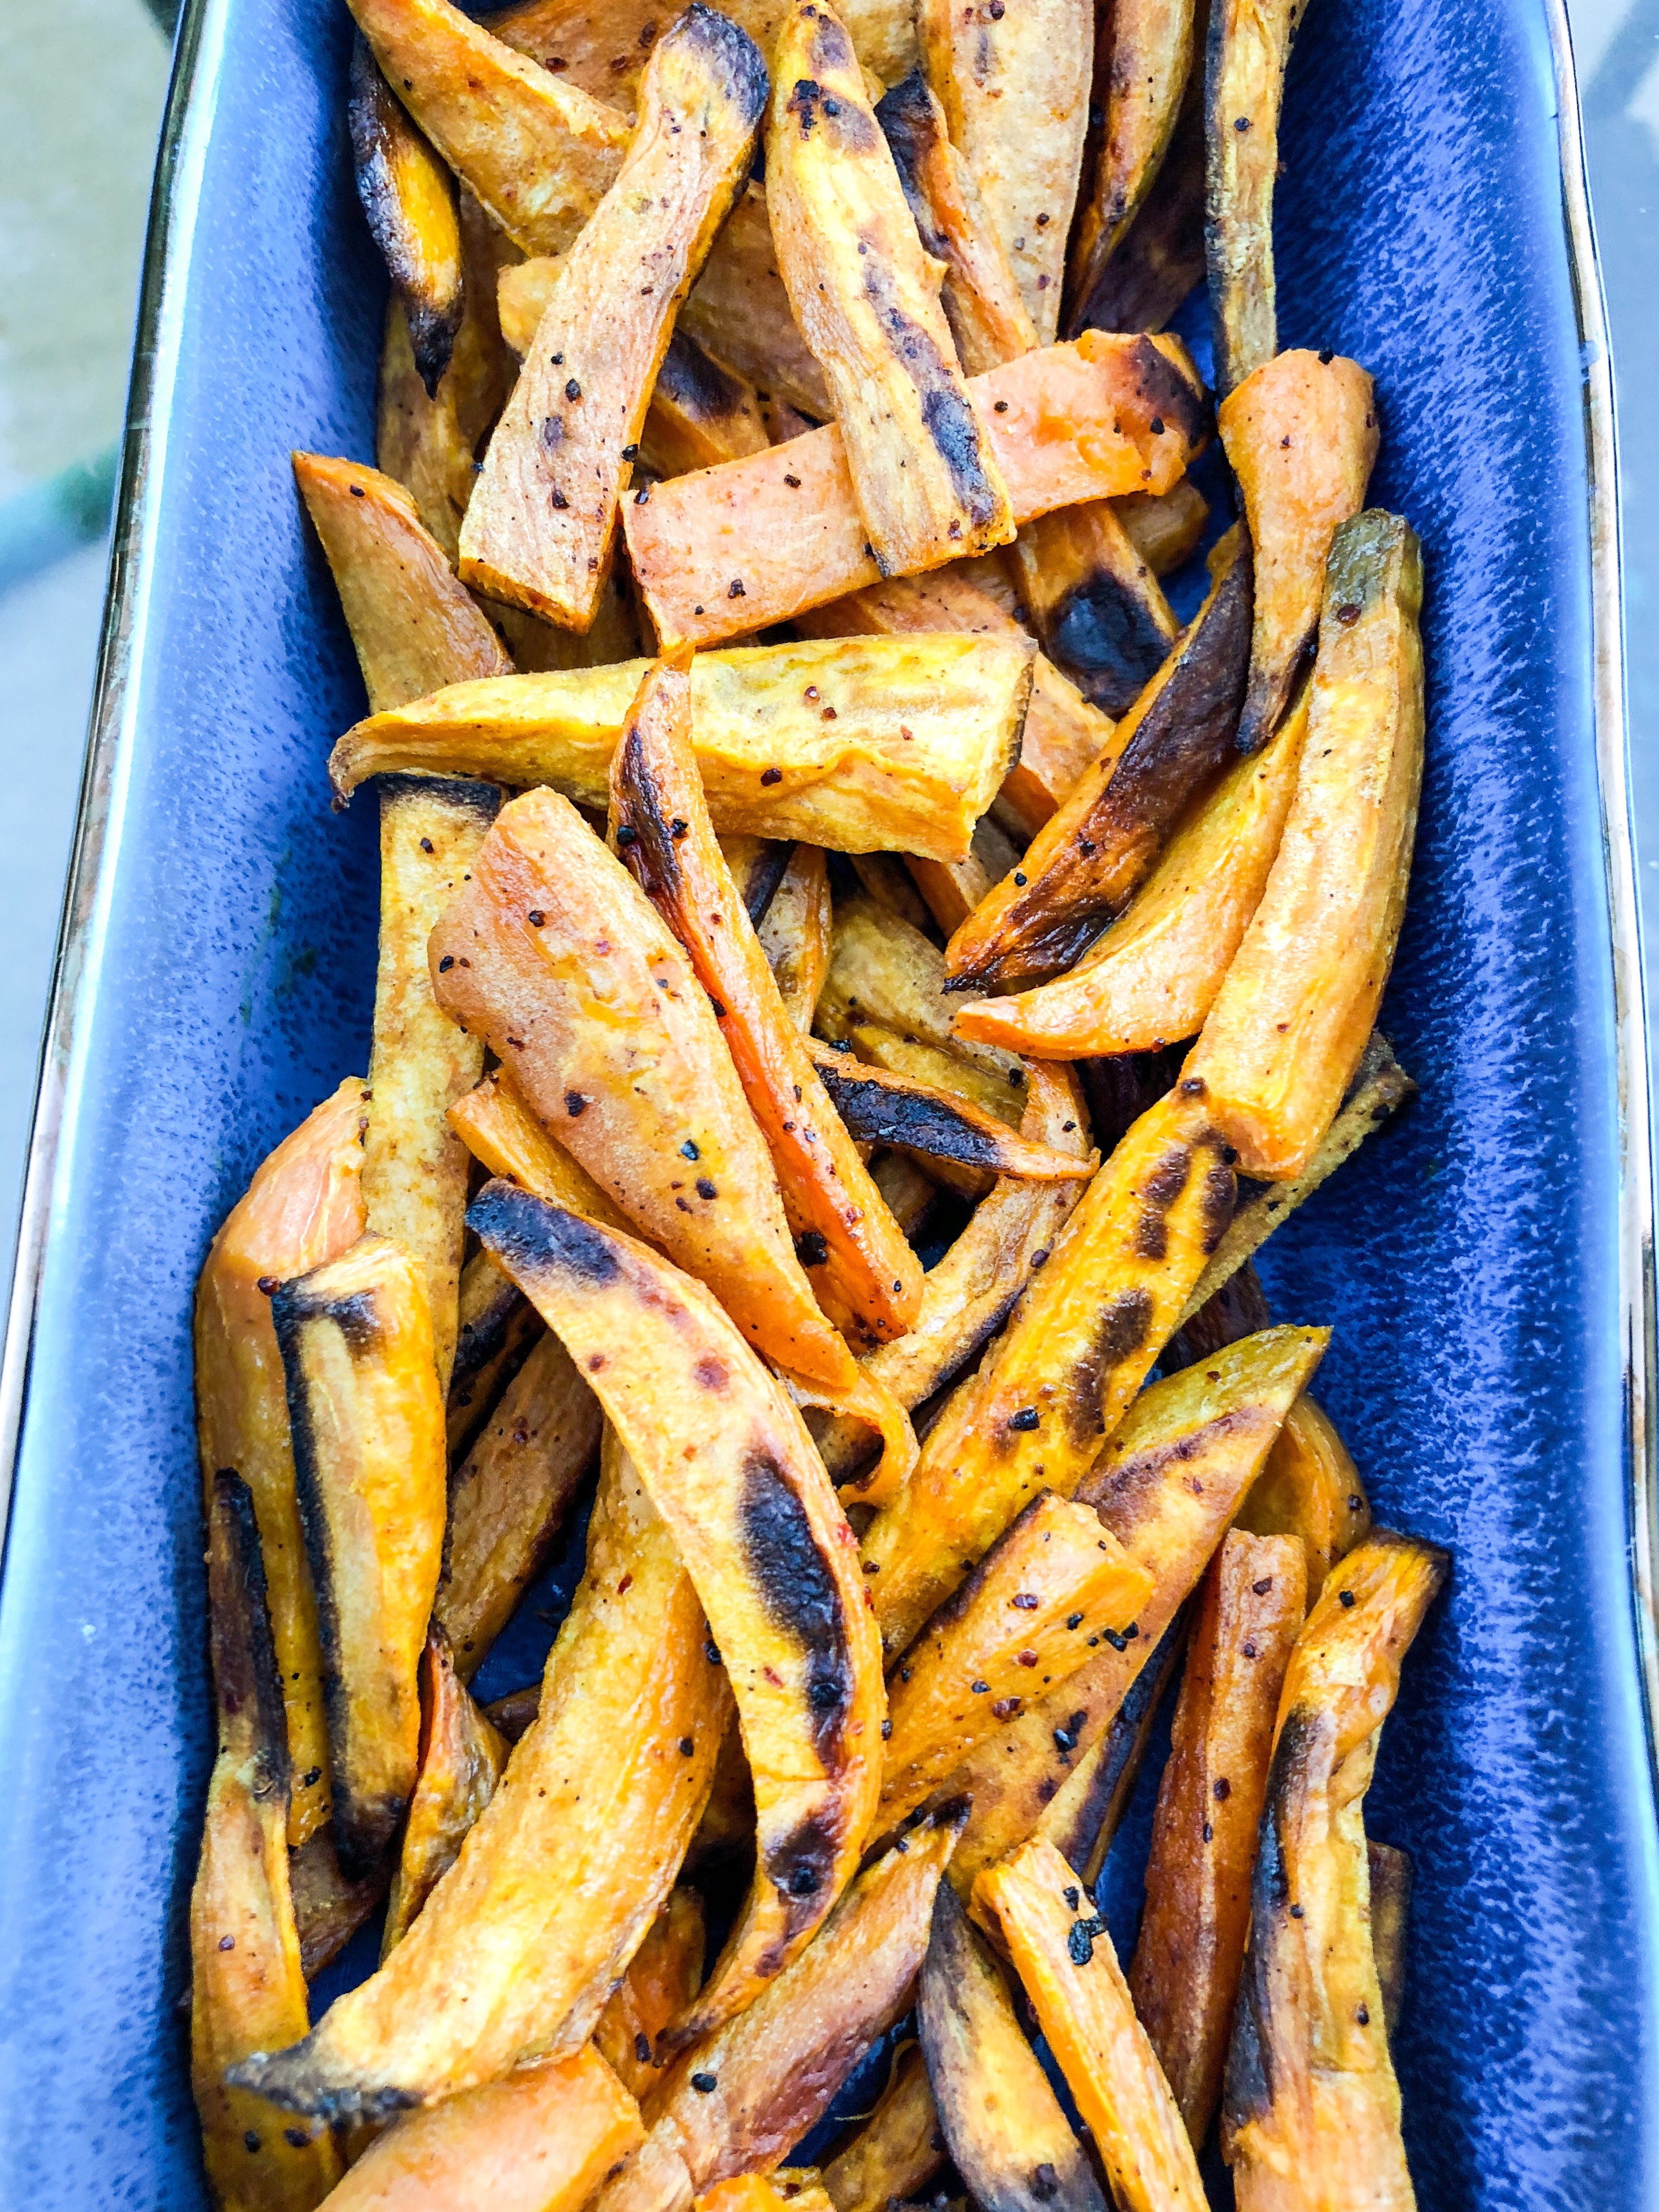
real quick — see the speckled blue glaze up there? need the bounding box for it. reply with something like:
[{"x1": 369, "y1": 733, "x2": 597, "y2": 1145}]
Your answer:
[{"x1": 0, "y1": 0, "x2": 1652, "y2": 2203}]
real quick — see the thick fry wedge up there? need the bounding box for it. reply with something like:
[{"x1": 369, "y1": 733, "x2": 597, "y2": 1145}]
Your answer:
[
  {"x1": 1128, "y1": 1531, "x2": 1305, "y2": 2144},
  {"x1": 236, "y1": 1437, "x2": 728, "y2": 2116},
  {"x1": 881, "y1": 1491, "x2": 1152, "y2": 1831},
  {"x1": 1184, "y1": 513, "x2": 1423, "y2": 1179},
  {"x1": 460, "y1": 11, "x2": 766, "y2": 630},
  {"x1": 194, "y1": 1079, "x2": 370, "y2": 1847},
  {"x1": 329, "y1": 635, "x2": 1033, "y2": 862},
  {"x1": 920, "y1": 1879, "x2": 1108, "y2": 2212},
  {"x1": 1069, "y1": 0, "x2": 1195, "y2": 325},
  {"x1": 381, "y1": 1630, "x2": 508, "y2": 1955},
  {"x1": 611, "y1": 659, "x2": 924, "y2": 1352},
  {"x1": 759, "y1": 844, "x2": 832, "y2": 1033},
  {"x1": 1068, "y1": 68, "x2": 1203, "y2": 337},
  {"x1": 805, "y1": 1039, "x2": 1093, "y2": 1184},
  {"x1": 768, "y1": 1, "x2": 1013, "y2": 577},
  {"x1": 954, "y1": 684, "x2": 1309, "y2": 1057},
  {"x1": 446, "y1": 1251, "x2": 539, "y2": 1461},
  {"x1": 430, "y1": 787, "x2": 855, "y2": 1386},
  {"x1": 349, "y1": 36, "x2": 464, "y2": 396},
  {"x1": 191, "y1": 1474, "x2": 342, "y2": 2211},
  {"x1": 860, "y1": 1088, "x2": 1237, "y2": 1658},
  {"x1": 468, "y1": 1183, "x2": 885, "y2": 2039},
  {"x1": 1203, "y1": 0, "x2": 1299, "y2": 395},
  {"x1": 822, "y1": 2044, "x2": 944, "y2": 2212},
  {"x1": 346, "y1": 0, "x2": 631, "y2": 256},
  {"x1": 624, "y1": 332, "x2": 1205, "y2": 647},
  {"x1": 974, "y1": 1838, "x2": 1205, "y2": 2212},
  {"x1": 945, "y1": 526, "x2": 1253, "y2": 993},
  {"x1": 1236, "y1": 1395, "x2": 1371, "y2": 1602},
  {"x1": 1009, "y1": 501, "x2": 1179, "y2": 717},
  {"x1": 1221, "y1": 1530, "x2": 1449, "y2": 2210},
  {"x1": 449, "y1": 1065, "x2": 634, "y2": 1232},
  {"x1": 319, "y1": 2045, "x2": 642, "y2": 2212},
  {"x1": 597, "y1": 1889, "x2": 708, "y2": 2099},
  {"x1": 680, "y1": 185, "x2": 835, "y2": 422},
  {"x1": 916, "y1": 0, "x2": 1090, "y2": 341},
  {"x1": 272, "y1": 1234, "x2": 448, "y2": 1877},
  {"x1": 1221, "y1": 350, "x2": 1379, "y2": 754}
]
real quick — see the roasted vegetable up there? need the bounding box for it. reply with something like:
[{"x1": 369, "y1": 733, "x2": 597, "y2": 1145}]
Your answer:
[
  {"x1": 817, "y1": 895, "x2": 1022, "y2": 1086},
  {"x1": 860, "y1": 1088, "x2": 1237, "y2": 1659},
  {"x1": 1203, "y1": 0, "x2": 1298, "y2": 395},
  {"x1": 822, "y1": 2044, "x2": 945, "y2": 2212},
  {"x1": 623, "y1": 332, "x2": 1205, "y2": 647},
  {"x1": 1128, "y1": 1530, "x2": 1306, "y2": 2143},
  {"x1": 430, "y1": 787, "x2": 855, "y2": 1386},
  {"x1": 845, "y1": 1026, "x2": 1027, "y2": 1144},
  {"x1": 191, "y1": 1474, "x2": 341, "y2": 2211},
  {"x1": 916, "y1": 0, "x2": 1091, "y2": 342},
  {"x1": 1367, "y1": 1840, "x2": 1413, "y2": 2039},
  {"x1": 759, "y1": 844, "x2": 832, "y2": 1033},
  {"x1": 468, "y1": 1182, "x2": 885, "y2": 2039},
  {"x1": 768, "y1": 1, "x2": 1013, "y2": 578},
  {"x1": 954, "y1": 682, "x2": 1308, "y2": 1057},
  {"x1": 460, "y1": 10, "x2": 766, "y2": 630},
  {"x1": 906, "y1": 818, "x2": 1022, "y2": 937},
  {"x1": 680, "y1": 184, "x2": 835, "y2": 421},
  {"x1": 805, "y1": 1040, "x2": 1093, "y2": 1184},
  {"x1": 974, "y1": 1837, "x2": 1206, "y2": 2212},
  {"x1": 1184, "y1": 513, "x2": 1423, "y2": 1179},
  {"x1": 1069, "y1": 65, "x2": 1203, "y2": 337},
  {"x1": 194, "y1": 1078, "x2": 369, "y2": 1847},
  {"x1": 1221, "y1": 1530, "x2": 1449, "y2": 2209},
  {"x1": 1118, "y1": 479, "x2": 1209, "y2": 577},
  {"x1": 1068, "y1": 0, "x2": 1195, "y2": 332},
  {"x1": 1236, "y1": 1394, "x2": 1371, "y2": 1601},
  {"x1": 597, "y1": 1888, "x2": 708, "y2": 2098},
  {"x1": 349, "y1": 36, "x2": 464, "y2": 395},
  {"x1": 920, "y1": 1879, "x2": 1107, "y2": 2212},
  {"x1": 944, "y1": 526, "x2": 1253, "y2": 993},
  {"x1": 381, "y1": 1628, "x2": 508, "y2": 1955},
  {"x1": 272, "y1": 1234, "x2": 448, "y2": 1877},
  {"x1": 847, "y1": 851, "x2": 937, "y2": 936},
  {"x1": 1037, "y1": 1608, "x2": 1189, "y2": 1883},
  {"x1": 1221, "y1": 349, "x2": 1379, "y2": 754},
  {"x1": 446, "y1": 1250, "x2": 539, "y2": 1461},
  {"x1": 881, "y1": 1490, "x2": 1152, "y2": 1832},
  {"x1": 235, "y1": 1435, "x2": 727, "y2": 2116},
  {"x1": 329, "y1": 635, "x2": 1035, "y2": 863},
  {"x1": 1009, "y1": 501, "x2": 1180, "y2": 717},
  {"x1": 449, "y1": 1065, "x2": 634, "y2": 1232}
]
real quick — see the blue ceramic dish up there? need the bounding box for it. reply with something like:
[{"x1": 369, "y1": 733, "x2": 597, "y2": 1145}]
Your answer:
[{"x1": 0, "y1": 0, "x2": 1653, "y2": 2203}]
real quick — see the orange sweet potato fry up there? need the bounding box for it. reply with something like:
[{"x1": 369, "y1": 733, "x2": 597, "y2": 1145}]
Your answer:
[
  {"x1": 597, "y1": 1889, "x2": 708, "y2": 2099},
  {"x1": 380, "y1": 1630, "x2": 509, "y2": 1956}
]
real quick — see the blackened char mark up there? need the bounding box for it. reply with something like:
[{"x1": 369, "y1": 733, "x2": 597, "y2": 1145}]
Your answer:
[
  {"x1": 874, "y1": 72, "x2": 947, "y2": 256},
  {"x1": 679, "y1": 2, "x2": 770, "y2": 136},
  {"x1": 468, "y1": 1178, "x2": 622, "y2": 1288},
  {"x1": 1077, "y1": 1407, "x2": 1253, "y2": 1530},
  {"x1": 611, "y1": 724, "x2": 688, "y2": 908},
  {"x1": 1202, "y1": 1155, "x2": 1237, "y2": 1251},
  {"x1": 763, "y1": 1809, "x2": 843, "y2": 1948},
  {"x1": 859, "y1": 260, "x2": 1002, "y2": 546},
  {"x1": 1222, "y1": 1707, "x2": 1320, "y2": 2143},
  {"x1": 813, "y1": 1060, "x2": 1007, "y2": 1171},
  {"x1": 206, "y1": 1470, "x2": 292, "y2": 1795},
  {"x1": 377, "y1": 771, "x2": 504, "y2": 825},
  {"x1": 739, "y1": 1447, "x2": 854, "y2": 1761},
  {"x1": 1045, "y1": 573, "x2": 1172, "y2": 717},
  {"x1": 1064, "y1": 1288, "x2": 1154, "y2": 1447},
  {"x1": 1122, "y1": 333, "x2": 1211, "y2": 455},
  {"x1": 658, "y1": 329, "x2": 752, "y2": 426}
]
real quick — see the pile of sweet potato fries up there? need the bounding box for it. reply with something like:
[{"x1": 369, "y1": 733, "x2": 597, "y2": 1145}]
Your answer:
[{"x1": 188, "y1": 0, "x2": 1447, "y2": 2204}]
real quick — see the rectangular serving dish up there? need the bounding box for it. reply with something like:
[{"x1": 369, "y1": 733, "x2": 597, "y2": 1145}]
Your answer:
[{"x1": 0, "y1": 0, "x2": 1654, "y2": 2203}]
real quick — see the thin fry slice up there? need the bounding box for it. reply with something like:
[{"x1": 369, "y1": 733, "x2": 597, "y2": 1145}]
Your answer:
[
  {"x1": 1069, "y1": 0, "x2": 1196, "y2": 321},
  {"x1": 1203, "y1": 0, "x2": 1297, "y2": 395},
  {"x1": 1068, "y1": 68, "x2": 1203, "y2": 337},
  {"x1": 381, "y1": 1630, "x2": 508, "y2": 1955},
  {"x1": 805, "y1": 1039, "x2": 1093, "y2": 1184},
  {"x1": 822, "y1": 2044, "x2": 944, "y2": 2212},
  {"x1": 759, "y1": 844, "x2": 832, "y2": 1034},
  {"x1": 449, "y1": 1066, "x2": 633, "y2": 1232},
  {"x1": 292, "y1": 1828, "x2": 392, "y2": 1982},
  {"x1": 349, "y1": 36, "x2": 464, "y2": 396},
  {"x1": 597, "y1": 1890, "x2": 708, "y2": 2099},
  {"x1": 446, "y1": 1250, "x2": 539, "y2": 1462},
  {"x1": 1236, "y1": 1395, "x2": 1372, "y2": 1603}
]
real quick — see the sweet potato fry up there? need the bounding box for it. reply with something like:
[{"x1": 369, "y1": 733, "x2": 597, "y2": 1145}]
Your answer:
[
  {"x1": 1184, "y1": 512, "x2": 1423, "y2": 1179},
  {"x1": 954, "y1": 683, "x2": 1309, "y2": 1058},
  {"x1": 804, "y1": 1039, "x2": 1093, "y2": 1184},
  {"x1": 700, "y1": 2176, "x2": 834, "y2": 2212},
  {"x1": 292, "y1": 1827, "x2": 392, "y2": 1983},
  {"x1": 817, "y1": 896, "x2": 1022, "y2": 1087},
  {"x1": 1009, "y1": 501, "x2": 1179, "y2": 717},
  {"x1": 430, "y1": 787, "x2": 855, "y2": 1386},
  {"x1": 860, "y1": 1088, "x2": 1237, "y2": 1659},
  {"x1": 449, "y1": 1066, "x2": 634, "y2": 1232},
  {"x1": 680, "y1": 186, "x2": 835, "y2": 422},
  {"x1": 381, "y1": 1630, "x2": 508, "y2": 1955},
  {"x1": 1068, "y1": 0, "x2": 1195, "y2": 327},
  {"x1": 974, "y1": 1838, "x2": 1205, "y2": 2212},
  {"x1": 272, "y1": 1234, "x2": 449, "y2": 1877},
  {"x1": 1221, "y1": 349, "x2": 1379, "y2": 754},
  {"x1": 349, "y1": 36, "x2": 464, "y2": 396},
  {"x1": 597, "y1": 1889, "x2": 708, "y2": 2098},
  {"x1": 1118, "y1": 480, "x2": 1208, "y2": 576},
  {"x1": 1367, "y1": 1840, "x2": 1413, "y2": 2039},
  {"x1": 236, "y1": 1435, "x2": 728, "y2": 2116},
  {"x1": 460, "y1": 10, "x2": 766, "y2": 630},
  {"x1": 1203, "y1": 0, "x2": 1298, "y2": 396},
  {"x1": 1221, "y1": 1531, "x2": 1449, "y2": 2210},
  {"x1": 446, "y1": 1251, "x2": 539, "y2": 1461},
  {"x1": 1068, "y1": 64, "x2": 1203, "y2": 337},
  {"x1": 822, "y1": 2044, "x2": 944, "y2": 2212},
  {"x1": 1128, "y1": 1530, "x2": 1306, "y2": 2143},
  {"x1": 1236, "y1": 1395, "x2": 1372, "y2": 1602},
  {"x1": 945, "y1": 525, "x2": 1253, "y2": 993},
  {"x1": 329, "y1": 635, "x2": 1033, "y2": 862},
  {"x1": 768, "y1": 1, "x2": 1013, "y2": 577},
  {"x1": 623, "y1": 331, "x2": 1204, "y2": 648},
  {"x1": 916, "y1": 0, "x2": 1090, "y2": 341},
  {"x1": 880, "y1": 1491, "x2": 1152, "y2": 1831},
  {"x1": 1037, "y1": 1608, "x2": 1188, "y2": 1884},
  {"x1": 468, "y1": 1183, "x2": 886, "y2": 2039},
  {"x1": 191, "y1": 1474, "x2": 342, "y2": 2211},
  {"x1": 194, "y1": 1079, "x2": 370, "y2": 1847},
  {"x1": 759, "y1": 844, "x2": 832, "y2": 1034},
  {"x1": 920, "y1": 1879, "x2": 1108, "y2": 2212},
  {"x1": 906, "y1": 819, "x2": 1022, "y2": 937}
]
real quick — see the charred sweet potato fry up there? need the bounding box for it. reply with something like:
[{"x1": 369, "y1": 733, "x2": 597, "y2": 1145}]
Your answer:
[
  {"x1": 822, "y1": 2044, "x2": 945, "y2": 2212},
  {"x1": 954, "y1": 683, "x2": 1309, "y2": 1058},
  {"x1": 349, "y1": 36, "x2": 464, "y2": 396},
  {"x1": 194, "y1": 1078, "x2": 369, "y2": 1847},
  {"x1": 597, "y1": 1889, "x2": 708, "y2": 2098},
  {"x1": 916, "y1": 0, "x2": 1090, "y2": 342},
  {"x1": 1203, "y1": 0, "x2": 1299, "y2": 395},
  {"x1": 680, "y1": 185, "x2": 835, "y2": 422},
  {"x1": 804, "y1": 1039, "x2": 1093, "y2": 1184},
  {"x1": 449, "y1": 1065, "x2": 634, "y2": 1232},
  {"x1": 843, "y1": 1027, "x2": 1027, "y2": 1145},
  {"x1": 272, "y1": 1234, "x2": 448, "y2": 1877},
  {"x1": 191, "y1": 1474, "x2": 342, "y2": 2211},
  {"x1": 1221, "y1": 350, "x2": 1380, "y2": 754},
  {"x1": 1185, "y1": 513, "x2": 1423, "y2": 1179},
  {"x1": 880, "y1": 1491, "x2": 1152, "y2": 1831},
  {"x1": 759, "y1": 844, "x2": 832, "y2": 1034},
  {"x1": 236, "y1": 1436, "x2": 728, "y2": 2116},
  {"x1": 468, "y1": 1182, "x2": 885, "y2": 2039},
  {"x1": 1128, "y1": 1530, "x2": 1306, "y2": 2144},
  {"x1": 1069, "y1": 0, "x2": 1195, "y2": 329},
  {"x1": 1221, "y1": 1530, "x2": 1449, "y2": 2210},
  {"x1": 1009, "y1": 501, "x2": 1180, "y2": 717},
  {"x1": 1367, "y1": 1840, "x2": 1413, "y2": 2038},
  {"x1": 460, "y1": 10, "x2": 767, "y2": 630},
  {"x1": 430, "y1": 786, "x2": 855, "y2": 1387},
  {"x1": 623, "y1": 331, "x2": 1204, "y2": 648},
  {"x1": 1069, "y1": 65, "x2": 1204, "y2": 337},
  {"x1": 768, "y1": 2, "x2": 1013, "y2": 578},
  {"x1": 975, "y1": 1838, "x2": 1206, "y2": 2212},
  {"x1": 945, "y1": 526, "x2": 1253, "y2": 993},
  {"x1": 920, "y1": 1879, "x2": 1108, "y2": 2212},
  {"x1": 445, "y1": 1250, "x2": 539, "y2": 1462},
  {"x1": 860, "y1": 1088, "x2": 1237, "y2": 1659},
  {"x1": 381, "y1": 1629, "x2": 508, "y2": 1955},
  {"x1": 329, "y1": 635, "x2": 1033, "y2": 862},
  {"x1": 1236, "y1": 1394, "x2": 1371, "y2": 1601},
  {"x1": 346, "y1": 0, "x2": 631, "y2": 256}
]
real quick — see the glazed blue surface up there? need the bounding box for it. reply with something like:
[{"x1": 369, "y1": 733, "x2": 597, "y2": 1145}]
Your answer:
[{"x1": 0, "y1": 0, "x2": 1653, "y2": 2203}]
